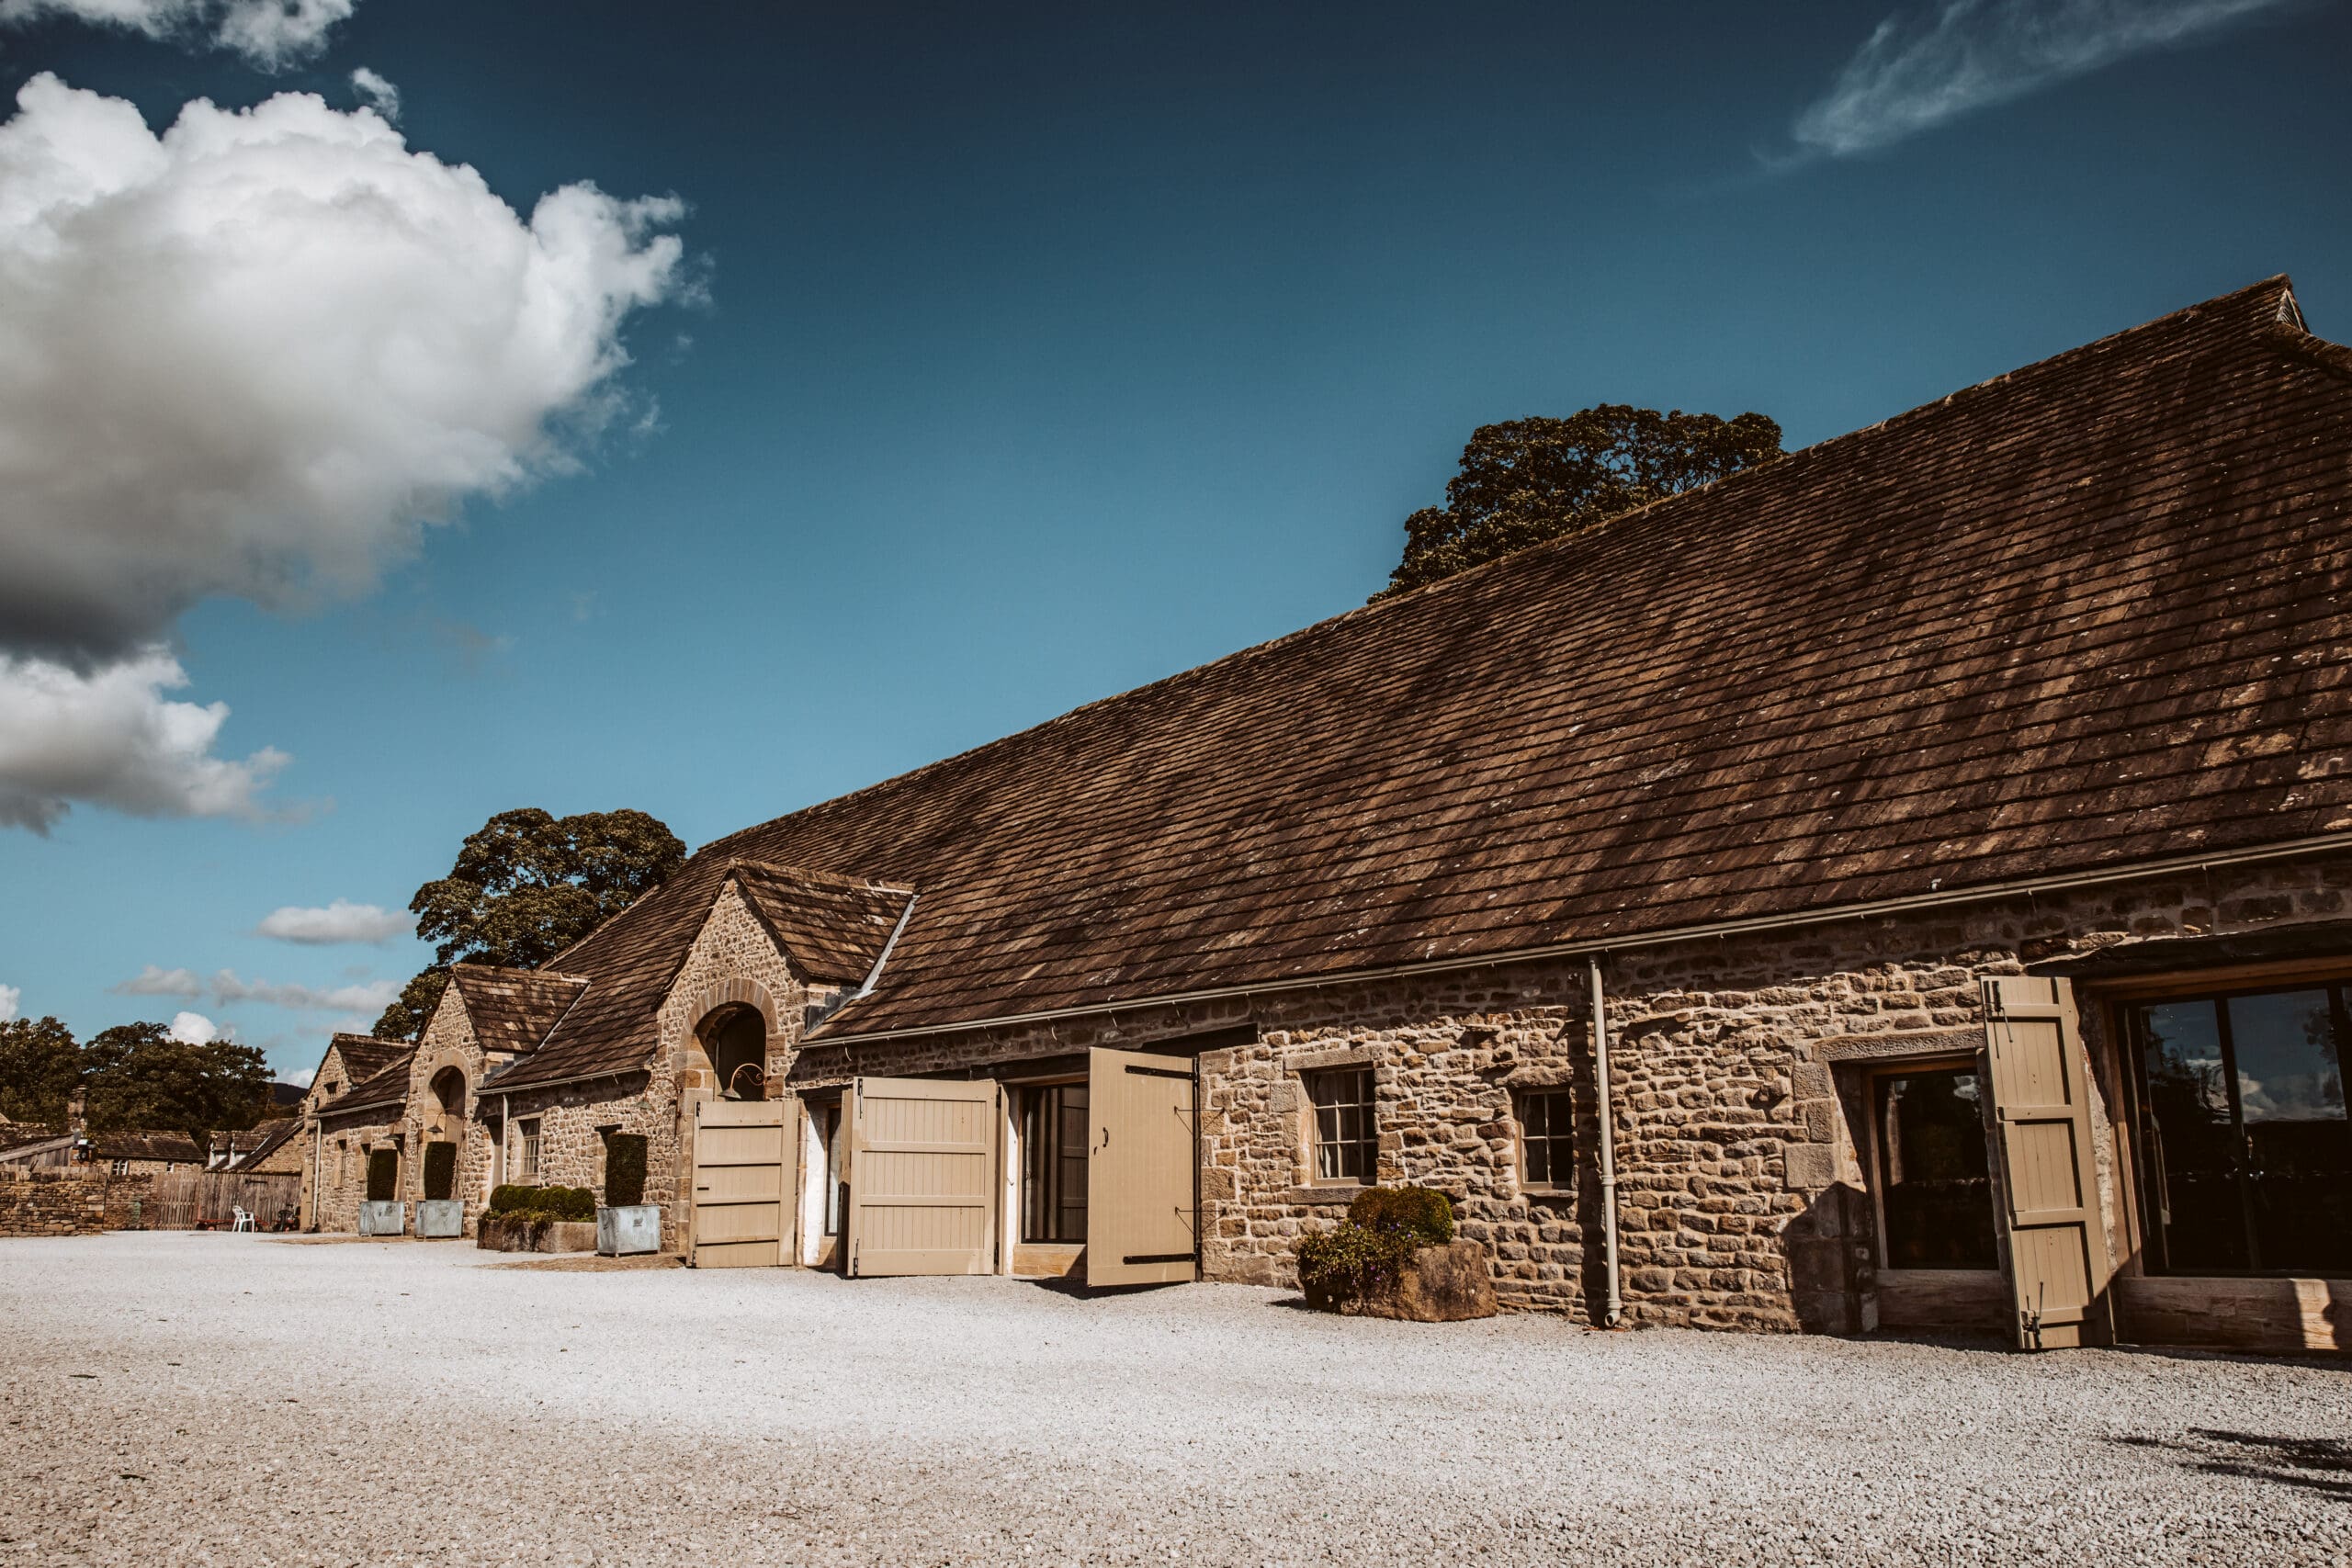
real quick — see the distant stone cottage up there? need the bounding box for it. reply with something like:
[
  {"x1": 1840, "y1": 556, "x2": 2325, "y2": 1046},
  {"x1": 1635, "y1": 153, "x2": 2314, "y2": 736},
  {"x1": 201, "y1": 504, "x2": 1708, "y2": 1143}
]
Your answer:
[{"x1": 302, "y1": 277, "x2": 2352, "y2": 1353}]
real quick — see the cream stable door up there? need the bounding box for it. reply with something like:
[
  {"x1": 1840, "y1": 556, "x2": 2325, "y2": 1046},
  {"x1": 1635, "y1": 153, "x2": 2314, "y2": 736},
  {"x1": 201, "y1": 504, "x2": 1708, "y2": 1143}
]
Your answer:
[
  {"x1": 1982, "y1": 976, "x2": 2116, "y2": 1349},
  {"x1": 845, "y1": 1077, "x2": 1001, "y2": 1277},
  {"x1": 690, "y1": 1097, "x2": 798, "y2": 1269},
  {"x1": 1088, "y1": 1048, "x2": 1198, "y2": 1286}
]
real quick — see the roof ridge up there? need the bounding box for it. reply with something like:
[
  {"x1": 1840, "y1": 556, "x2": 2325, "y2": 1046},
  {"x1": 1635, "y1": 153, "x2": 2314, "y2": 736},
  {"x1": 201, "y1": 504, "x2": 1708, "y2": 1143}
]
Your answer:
[
  {"x1": 725, "y1": 857, "x2": 915, "y2": 895},
  {"x1": 449, "y1": 962, "x2": 590, "y2": 985}
]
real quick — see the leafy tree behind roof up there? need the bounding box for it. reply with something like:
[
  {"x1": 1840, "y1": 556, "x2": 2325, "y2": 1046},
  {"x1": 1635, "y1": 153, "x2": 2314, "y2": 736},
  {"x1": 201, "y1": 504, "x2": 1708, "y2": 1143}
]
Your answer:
[
  {"x1": 373, "y1": 807, "x2": 686, "y2": 1040},
  {"x1": 0, "y1": 1015, "x2": 82, "y2": 1128},
  {"x1": 1384, "y1": 405, "x2": 1783, "y2": 597},
  {"x1": 80, "y1": 1021, "x2": 274, "y2": 1145}
]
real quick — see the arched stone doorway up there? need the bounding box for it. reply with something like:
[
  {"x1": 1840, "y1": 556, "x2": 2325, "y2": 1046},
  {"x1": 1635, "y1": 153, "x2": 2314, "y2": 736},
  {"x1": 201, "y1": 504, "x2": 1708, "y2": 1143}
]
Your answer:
[
  {"x1": 698, "y1": 1005, "x2": 768, "y2": 1100},
  {"x1": 424, "y1": 1066, "x2": 468, "y2": 1204}
]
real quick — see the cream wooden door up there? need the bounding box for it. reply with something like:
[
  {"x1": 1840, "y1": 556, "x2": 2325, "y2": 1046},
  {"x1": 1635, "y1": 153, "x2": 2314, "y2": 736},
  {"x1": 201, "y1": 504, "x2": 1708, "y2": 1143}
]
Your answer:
[
  {"x1": 845, "y1": 1077, "x2": 1000, "y2": 1277},
  {"x1": 1088, "y1": 1048, "x2": 1197, "y2": 1286},
  {"x1": 1982, "y1": 976, "x2": 2115, "y2": 1348},
  {"x1": 691, "y1": 1097, "x2": 796, "y2": 1269}
]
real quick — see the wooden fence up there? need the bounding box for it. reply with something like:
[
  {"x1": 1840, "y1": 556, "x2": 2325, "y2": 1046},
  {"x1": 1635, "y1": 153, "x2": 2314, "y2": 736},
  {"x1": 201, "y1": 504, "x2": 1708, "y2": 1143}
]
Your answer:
[{"x1": 139, "y1": 1170, "x2": 302, "y2": 1231}]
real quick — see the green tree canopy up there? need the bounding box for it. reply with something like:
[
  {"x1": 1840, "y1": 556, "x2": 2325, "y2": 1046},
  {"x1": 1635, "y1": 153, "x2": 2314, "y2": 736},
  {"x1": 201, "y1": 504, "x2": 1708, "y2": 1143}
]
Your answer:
[
  {"x1": 0, "y1": 1015, "x2": 82, "y2": 1127},
  {"x1": 80, "y1": 1021, "x2": 274, "y2": 1144},
  {"x1": 374, "y1": 807, "x2": 687, "y2": 1040},
  {"x1": 1383, "y1": 405, "x2": 1783, "y2": 597}
]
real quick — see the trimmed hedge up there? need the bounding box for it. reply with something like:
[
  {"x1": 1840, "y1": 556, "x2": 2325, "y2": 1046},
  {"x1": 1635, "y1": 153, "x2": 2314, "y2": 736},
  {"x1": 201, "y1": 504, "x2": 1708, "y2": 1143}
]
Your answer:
[
  {"x1": 605, "y1": 1134, "x2": 649, "y2": 1208},
  {"x1": 422, "y1": 1141, "x2": 458, "y2": 1201},
  {"x1": 487, "y1": 1183, "x2": 595, "y2": 1221},
  {"x1": 1295, "y1": 1185, "x2": 1456, "y2": 1307},
  {"x1": 366, "y1": 1148, "x2": 398, "y2": 1203}
]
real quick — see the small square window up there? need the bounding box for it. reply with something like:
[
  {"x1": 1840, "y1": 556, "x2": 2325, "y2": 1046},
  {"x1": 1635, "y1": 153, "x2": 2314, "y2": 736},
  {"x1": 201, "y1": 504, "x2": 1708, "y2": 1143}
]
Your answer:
[
  {"x1": 111, "y1": 1157, "x2": 130, "y2": 1177},
  {"x1": 1305, "y1": 1066, "x2": 1376, "y2": 1184},
  {"x1": 1517, "y1": 1089, "x2": 1574, "y2": 1190}
]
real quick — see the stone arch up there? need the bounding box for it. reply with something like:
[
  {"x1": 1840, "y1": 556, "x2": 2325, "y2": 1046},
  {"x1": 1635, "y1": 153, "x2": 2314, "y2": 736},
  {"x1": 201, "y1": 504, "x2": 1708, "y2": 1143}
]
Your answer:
[{"x1": 677, "y1": 977, "x2": 786, "y2": 1102}]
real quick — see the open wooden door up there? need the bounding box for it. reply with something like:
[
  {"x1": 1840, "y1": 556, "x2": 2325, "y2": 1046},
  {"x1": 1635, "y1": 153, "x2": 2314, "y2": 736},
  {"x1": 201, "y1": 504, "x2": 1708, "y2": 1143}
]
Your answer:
[
  {"x1": 1982, "y1": 976, "x2": 2115, "y2": 1348},
  {"x1": 845, "y1": 1077, "x2": 1000, "y2": 1276},
  {"x1": 1088, "y1": 1047, "x2": 1197, "y2": 1286},
  {"x1": 691, "y1": 1097, "x2": 797, "y2": 1268}
]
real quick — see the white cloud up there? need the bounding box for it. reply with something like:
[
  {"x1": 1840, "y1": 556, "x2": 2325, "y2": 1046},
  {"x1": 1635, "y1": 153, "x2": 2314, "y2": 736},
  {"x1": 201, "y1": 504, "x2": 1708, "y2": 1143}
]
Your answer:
[
  {"x1": 348, "y1": 66, "x2": 399, "y2": 122},
  {"x1": 167, "y1": 1009, "x2": 218, "y2": 1043},
  {"x1": 115, "y1": 964, "x2": 205, "y2": 998},
  {"x1": 1790, "y1": 0, "x2": 2296, "y2": 159},
  {"x1": 0, "y1": 0, "x2": 356, "y2": 69},
  {"x1": 115, "y1": 964, "x2": 395, "y2": 1013},
  {"x1": 0, "y1": 983, "x2": 18, "y2": 1022},
  {"x1": 255, "y1": 898, "x2": 410, "y2": 945},
  {"x1": 282, "y1": 1063, "x2": 314, "y2": 1088},
  {"x1": 0, "y1": 649, "x2": 287, "y2": 832},
  {"x1": 0, "y1": 73, "x2": 690, "y2": 665}
]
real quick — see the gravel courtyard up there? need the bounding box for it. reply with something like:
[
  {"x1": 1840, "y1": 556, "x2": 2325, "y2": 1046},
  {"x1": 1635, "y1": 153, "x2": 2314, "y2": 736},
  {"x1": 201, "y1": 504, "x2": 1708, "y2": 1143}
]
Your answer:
[{"x1": 2, "y1": 1235, "x2": 2346, "y2": 1566}]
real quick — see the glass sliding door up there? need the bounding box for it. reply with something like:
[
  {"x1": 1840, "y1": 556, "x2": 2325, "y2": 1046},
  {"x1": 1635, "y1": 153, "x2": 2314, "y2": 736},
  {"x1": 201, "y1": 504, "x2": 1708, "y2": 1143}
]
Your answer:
[{"x1": 2132, "y1": 982, "x2": 2352, "y2": 1275}]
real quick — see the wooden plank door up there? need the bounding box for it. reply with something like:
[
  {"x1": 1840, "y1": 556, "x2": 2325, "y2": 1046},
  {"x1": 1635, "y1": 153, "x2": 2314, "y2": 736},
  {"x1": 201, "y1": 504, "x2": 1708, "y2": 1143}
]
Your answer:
[
  {"x1": 1982, "y1": 975, "x2": 2115, "y2": 1348},
  {"x1": 691, "y1": 1098, "x2": 792, "y2": 1268},
  {"x1": 1088, "y1": 1048, "x2": 1197, "y2": 1287},
  {"x1": 845, "y1": 1077, "x2": 1000, "y2": 1277}
]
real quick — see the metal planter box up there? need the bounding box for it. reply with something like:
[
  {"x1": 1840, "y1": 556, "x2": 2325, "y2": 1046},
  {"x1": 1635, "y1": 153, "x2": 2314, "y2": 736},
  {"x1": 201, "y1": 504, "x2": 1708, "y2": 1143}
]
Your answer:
[
  {"x1": 598, "y1": 1204, "x2": 661, "y2": 1257},
  {"x1": 357, "y1": 1200, "x2": 407, "y2": 1236},
  {"x1": 415, "y1": 1199, "x2": 465, "y2": 1238}
]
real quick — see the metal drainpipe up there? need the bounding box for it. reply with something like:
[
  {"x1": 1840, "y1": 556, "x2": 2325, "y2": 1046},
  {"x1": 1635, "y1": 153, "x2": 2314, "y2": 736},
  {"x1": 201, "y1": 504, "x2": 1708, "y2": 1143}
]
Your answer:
[{"x1": 1589, "y1": 954, "x2": 1623, "y2": 1328}]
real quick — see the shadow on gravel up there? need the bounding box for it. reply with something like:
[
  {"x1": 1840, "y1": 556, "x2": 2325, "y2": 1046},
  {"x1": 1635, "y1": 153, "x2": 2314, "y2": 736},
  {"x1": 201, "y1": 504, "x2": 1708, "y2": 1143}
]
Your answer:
[{"x1": 2110, "y1": 1430, "x2": 2352, "y2": 1498}]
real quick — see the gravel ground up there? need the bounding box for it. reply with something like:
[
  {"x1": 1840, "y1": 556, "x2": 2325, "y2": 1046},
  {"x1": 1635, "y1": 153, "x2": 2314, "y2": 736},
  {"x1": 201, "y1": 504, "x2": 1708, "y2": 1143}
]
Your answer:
[{"x1": 2, "y1": 1234, "x2": 2346, "y2": 1566}]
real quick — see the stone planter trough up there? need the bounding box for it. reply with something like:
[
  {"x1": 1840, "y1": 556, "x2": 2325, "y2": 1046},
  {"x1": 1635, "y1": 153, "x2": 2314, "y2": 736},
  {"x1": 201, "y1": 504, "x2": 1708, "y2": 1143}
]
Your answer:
[
  {"x1": 415, "y1": 1199, "x2": 465, "y2": 1238},
  {"x1": 476, "y1": 1213, "x2": 597, "y2": 1254},
  {"x1": 1306, "y1": 1240, "x2": 1498, "y2": 1322},
  {"x1": 597, "y1": 1204, "x2": 661, "y2": 1256},
  {"x1": 357, "y1": 1201, "x2": 407, "y2": 1237}
]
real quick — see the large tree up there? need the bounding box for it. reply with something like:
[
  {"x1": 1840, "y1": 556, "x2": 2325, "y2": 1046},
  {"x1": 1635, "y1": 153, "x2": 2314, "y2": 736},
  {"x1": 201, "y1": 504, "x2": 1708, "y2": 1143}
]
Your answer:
[
  {"x1": 80, "y1": 1021, "x2": 274, "y2": 1144},
  {"x1": 1383, "y1": 404, "x2": 1783, "y2": 597},
  {"x1": 373, "y1": 807, "x2": 687, "y2": 1040},
  {"x1": 0, "y1": 1015, "x2": 82, "y2": 1127}
]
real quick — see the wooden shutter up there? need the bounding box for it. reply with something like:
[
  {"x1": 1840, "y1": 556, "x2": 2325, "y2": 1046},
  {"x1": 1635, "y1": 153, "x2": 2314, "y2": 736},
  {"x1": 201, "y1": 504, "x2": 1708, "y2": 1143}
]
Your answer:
[
  {"x1": 1087, "y1": 1048, "x2": 1197, "y2": 1287},
  {"x1": 1982, "y1": 975, "x2": 2115, "y2": 1348},
  {"x1": 691, "y1": 1098, "x2": 790, "y2": 1268},
  {"x1": 845, "y1": 1077, "x2": 1000, "y2": 1277}
]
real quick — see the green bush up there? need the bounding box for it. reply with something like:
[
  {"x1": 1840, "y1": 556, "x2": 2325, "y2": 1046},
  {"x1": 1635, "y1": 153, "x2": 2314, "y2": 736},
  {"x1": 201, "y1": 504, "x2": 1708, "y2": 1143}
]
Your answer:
[
  {"x1": 604, "y1": 1134, "x2": 649, "y2": 1208},
  {"x1": 366, "y1": 1148, "x2": 398, "y2": 1203},
  {"x1": 487, "y1": 1183, "x2": 595, "y2": 1221},
  {"x1": 1296, "y1": 1186, "x2": 1457, "y2": 1309},
  {"x1": 1347, "y1": 1184, "x2": 1453, "y2": 1246},
  {"x1": 422, "y1": 1141, "x2": 457, "y2": 1201}
]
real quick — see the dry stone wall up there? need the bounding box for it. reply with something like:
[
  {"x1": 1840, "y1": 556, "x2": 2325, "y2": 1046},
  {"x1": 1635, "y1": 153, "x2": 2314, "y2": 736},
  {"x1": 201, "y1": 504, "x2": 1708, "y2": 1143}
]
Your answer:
[{"x1": 0, "y1": 1169, "x2": 153, "y2": 1236}]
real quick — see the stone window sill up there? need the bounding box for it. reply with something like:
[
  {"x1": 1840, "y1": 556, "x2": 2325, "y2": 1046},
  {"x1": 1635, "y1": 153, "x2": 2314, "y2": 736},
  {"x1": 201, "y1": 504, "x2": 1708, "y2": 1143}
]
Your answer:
[{"x1": 1282, "y1": 1184, "x2": 1367, "y2": 1207}]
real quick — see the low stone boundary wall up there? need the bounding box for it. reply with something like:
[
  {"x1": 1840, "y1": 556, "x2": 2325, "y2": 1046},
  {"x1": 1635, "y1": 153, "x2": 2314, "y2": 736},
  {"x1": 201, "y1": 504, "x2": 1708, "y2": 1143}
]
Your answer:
[{"x1": 1, "y1": 1169, "x2": 154, "y2": 1236}]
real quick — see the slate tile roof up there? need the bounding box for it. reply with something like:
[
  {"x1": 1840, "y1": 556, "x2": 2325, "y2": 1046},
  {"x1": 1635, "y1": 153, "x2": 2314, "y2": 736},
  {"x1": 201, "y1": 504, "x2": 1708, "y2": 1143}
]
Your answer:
[
  {"x1": 447, "y1": 965, "x2": 587, "y2": 1055},
  {"x1": 325, "y1": 1034, "x2": 409, "y2": 1088},
  {"x1": 318, "y1": 1048, "x2": 416, "y2": 1118},
  {"x1": 729, "y1": 863, "x2": 914, "y2": 985},
  {"x1": 87, "y1": 1129, "x2": 205, "y2": 1164},
  {"x1": 493, "y1": 277, "x2": 2352, "y2": 1066}
]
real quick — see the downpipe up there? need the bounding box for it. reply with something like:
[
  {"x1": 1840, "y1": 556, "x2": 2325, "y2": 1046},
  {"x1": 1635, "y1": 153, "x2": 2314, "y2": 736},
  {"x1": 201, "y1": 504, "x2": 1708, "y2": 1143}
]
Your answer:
[{"x1": 1589, "y1": 954, "x2": 1623, "y2": 1328}]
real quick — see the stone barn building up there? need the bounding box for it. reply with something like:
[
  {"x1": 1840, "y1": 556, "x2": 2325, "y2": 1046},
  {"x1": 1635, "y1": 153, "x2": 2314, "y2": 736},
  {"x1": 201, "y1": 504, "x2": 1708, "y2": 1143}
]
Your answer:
[{"x1": 311, "y1": 277, "x2": 2352, "y2": 1352}]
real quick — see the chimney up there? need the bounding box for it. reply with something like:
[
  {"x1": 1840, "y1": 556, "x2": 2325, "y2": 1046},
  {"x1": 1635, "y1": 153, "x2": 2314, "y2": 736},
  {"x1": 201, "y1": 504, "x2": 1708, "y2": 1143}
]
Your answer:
[{"x1": 66, "y1": 1085, "x2": 86, "y2": 1137}]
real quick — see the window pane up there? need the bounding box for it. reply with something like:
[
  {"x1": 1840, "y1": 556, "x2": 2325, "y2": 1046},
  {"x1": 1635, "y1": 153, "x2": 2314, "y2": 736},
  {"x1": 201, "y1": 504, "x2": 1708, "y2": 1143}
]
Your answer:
[
  {"x1": 1874, "y1": 1067, "x2": 1996, "y2": 1269},
  {"x1": 2140, "y1": 999, "x2": 2247, "y2": 1271},
  {"x1": 2226, "y1": 989, "x2": 2351, "y2": 1273}
]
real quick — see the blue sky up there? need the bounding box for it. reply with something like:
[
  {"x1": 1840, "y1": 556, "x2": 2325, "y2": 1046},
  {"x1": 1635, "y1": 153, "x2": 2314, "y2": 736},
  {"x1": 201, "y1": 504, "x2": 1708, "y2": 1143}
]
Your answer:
[{"x1": 2, "y1": 0, "x2": 2348, "y2": 1081}]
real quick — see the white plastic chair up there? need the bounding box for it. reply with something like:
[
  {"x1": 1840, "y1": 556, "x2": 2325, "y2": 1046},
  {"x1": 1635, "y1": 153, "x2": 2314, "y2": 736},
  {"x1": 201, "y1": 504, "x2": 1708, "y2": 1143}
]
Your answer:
[{"x1": 230, "y1": 1206, "x2": 254, "y2": 1233}]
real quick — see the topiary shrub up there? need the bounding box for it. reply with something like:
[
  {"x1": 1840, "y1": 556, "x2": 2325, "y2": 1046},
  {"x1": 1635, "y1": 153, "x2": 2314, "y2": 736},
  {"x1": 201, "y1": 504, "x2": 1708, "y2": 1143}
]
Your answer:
[
  {"x1": 366, "y1": 1148, "x2": 398, "y2": 1203},
  {"x1": 1296, "y1": 1186, "x2": 1457, "y2": 1310},
  {"x1": 423, "y1": 1141, "x2": 458, "y2": 1201},
  {"x1": 604, "y1": 1134, "x2": 649, "y2": 1208},
  {"x1": 488, "y1": 1183, "x2": 596, "y2": 1221}
]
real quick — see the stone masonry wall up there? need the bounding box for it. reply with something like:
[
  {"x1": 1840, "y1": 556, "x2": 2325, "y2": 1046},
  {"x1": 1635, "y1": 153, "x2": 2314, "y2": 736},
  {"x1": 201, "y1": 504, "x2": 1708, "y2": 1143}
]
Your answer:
[
  {"x1": 0, "y1": 1169, "x2": 153, "y2": 1236},
  {"x1": 788, "y1": 852, "x2": 2352, "y2": 1332},
  {"x1": 310, "y1": 1108, "x2": 402, "y2": 1235}
]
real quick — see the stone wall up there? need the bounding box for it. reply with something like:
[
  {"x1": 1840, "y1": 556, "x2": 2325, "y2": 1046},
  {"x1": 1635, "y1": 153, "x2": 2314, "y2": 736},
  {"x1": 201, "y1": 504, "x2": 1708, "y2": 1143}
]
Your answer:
[
  {"x1": 310, "y1": 1108, "x2": 402, "y2": 1235},
  {"x1": 0, "y1": 1169, "x2": 152, "y2": 1236},
  {"x1": 786, "y1": 851, "x2": 2351, "y2": 1333}
]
